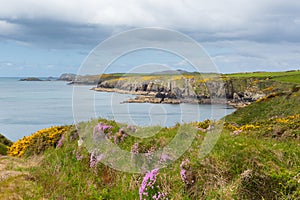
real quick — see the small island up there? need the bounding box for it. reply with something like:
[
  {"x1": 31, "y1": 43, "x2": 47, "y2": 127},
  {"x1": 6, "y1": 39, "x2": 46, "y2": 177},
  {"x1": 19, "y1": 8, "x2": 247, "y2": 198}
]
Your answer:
[{"x1": 19, "y1": 77, "x2": 43, "y2": 81}]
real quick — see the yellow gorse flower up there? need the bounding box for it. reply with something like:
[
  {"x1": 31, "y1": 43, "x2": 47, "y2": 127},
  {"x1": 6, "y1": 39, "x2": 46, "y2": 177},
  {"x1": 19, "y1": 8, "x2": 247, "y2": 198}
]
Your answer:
[{"x1": 8, "y1": 126, "x2": 70, "y2": 157}]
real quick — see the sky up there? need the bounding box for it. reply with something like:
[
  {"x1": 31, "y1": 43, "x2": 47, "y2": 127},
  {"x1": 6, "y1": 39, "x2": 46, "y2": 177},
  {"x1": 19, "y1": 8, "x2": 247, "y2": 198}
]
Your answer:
[{"x1": 0, "y1": 0, "x2": 300, "y2": 76}]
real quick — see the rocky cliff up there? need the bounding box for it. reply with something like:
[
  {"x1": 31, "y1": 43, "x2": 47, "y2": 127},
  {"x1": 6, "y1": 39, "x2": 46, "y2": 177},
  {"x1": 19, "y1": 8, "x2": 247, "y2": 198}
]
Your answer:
[{"x1": 93, "y1": 75, "x2": 294, "y2": 107}]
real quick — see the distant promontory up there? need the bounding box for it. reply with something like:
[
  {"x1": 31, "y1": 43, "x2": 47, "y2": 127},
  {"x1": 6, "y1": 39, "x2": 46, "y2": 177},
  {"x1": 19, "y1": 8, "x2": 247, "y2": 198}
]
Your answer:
[
  {"x1": 57, "y1": 73, "x2": 77, "y2": 82},
  {"x1": 19, "y1": 77, "x2": 43, "y2": 81}
]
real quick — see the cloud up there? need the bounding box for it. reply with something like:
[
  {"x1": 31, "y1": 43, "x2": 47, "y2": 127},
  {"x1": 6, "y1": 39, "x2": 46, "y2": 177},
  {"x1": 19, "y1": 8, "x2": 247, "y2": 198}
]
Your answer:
[
  {"x1": 203, "y1": 40, "x2": 300, "y2": 73},
  {"x1": 0, "y1": 0, "x2": 299, "y2": 75},
  {"x1": 0, "y1": 20, "x2": 20, "y2": 35},
  {"x1": 0, "y1": 0, "x2": 299, "y2": 48}
]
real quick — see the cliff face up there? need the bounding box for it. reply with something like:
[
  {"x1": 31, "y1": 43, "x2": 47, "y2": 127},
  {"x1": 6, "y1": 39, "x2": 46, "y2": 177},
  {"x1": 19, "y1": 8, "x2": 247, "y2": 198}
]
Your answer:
[{"x1": 95, "y1": 76, "x2": 294, "y2": 106}]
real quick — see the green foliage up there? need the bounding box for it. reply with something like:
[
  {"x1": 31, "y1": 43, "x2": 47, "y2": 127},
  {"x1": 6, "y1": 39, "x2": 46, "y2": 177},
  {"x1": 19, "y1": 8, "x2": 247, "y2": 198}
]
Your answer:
[
  {"x1": 0, "y1": 134, "x2": 12, "y2": 155},
  {"x1": 225, "y1": 70, "x2": 300, "y2": 79},
  {"x1": 274, "y1": 74, "x2": 300, "y2": 84},
  {"x1": 226, "y1": 90, "x2": 300, "y2": 124},
  {"x1": 0, "y1": 133, "x2": 12, "y2": 147},
  {"x1": 0, "y1": 142, "x2": 9, "y2": 155}
]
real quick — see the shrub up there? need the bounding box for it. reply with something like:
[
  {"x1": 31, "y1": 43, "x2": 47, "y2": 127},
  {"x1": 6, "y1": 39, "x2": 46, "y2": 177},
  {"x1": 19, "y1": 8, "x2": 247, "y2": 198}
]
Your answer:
[{"x1": 8, "y1": 126, "x2": 70, "y2": 157}]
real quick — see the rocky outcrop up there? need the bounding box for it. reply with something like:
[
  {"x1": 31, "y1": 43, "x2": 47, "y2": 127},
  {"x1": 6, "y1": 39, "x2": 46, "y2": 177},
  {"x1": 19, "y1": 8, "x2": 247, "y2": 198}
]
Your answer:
[
  {"x1": 58, "y1": 73, "x2": 77, "y2": 82},
  {"x1": 94, "y1": 77, "x2": 292, "y2": 107}
]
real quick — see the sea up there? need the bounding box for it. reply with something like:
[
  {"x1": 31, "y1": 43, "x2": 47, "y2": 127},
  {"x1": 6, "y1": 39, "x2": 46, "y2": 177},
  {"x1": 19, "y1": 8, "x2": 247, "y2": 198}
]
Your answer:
[{"x1": 0, "y1": 77, "x2": 235, "y2": 141}]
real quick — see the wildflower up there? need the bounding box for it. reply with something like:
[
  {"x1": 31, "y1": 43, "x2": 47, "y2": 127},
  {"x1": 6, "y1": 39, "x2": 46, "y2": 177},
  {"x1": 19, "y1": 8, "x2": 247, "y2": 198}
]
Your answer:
[
  {"x1": 114, "y1": 128, "x2": 128, "y2": 144},
  {"x1": 8, "y1": 126, "x2": 69, "y2": 157},
  {"x1": 139, "y1": 168, "x2": 159, "y2": 200},
  {"x1": 160, "y1": 154, "x2": 170, "y2": 163},
  {"x1": 90, "y1": 151, "x2": 103, "y2": 168},
  {"x1": 180, "y1": 159, "x2": 195, "y2": 186},
  {"x1": 75, "y1": 151, "x2": 83, "y2": 161},
  {"x1": 145, "y1": 147, "x2": 156, "y2": 162},
  {"x1": 56, "y1": 135, "x2": 64, "y2": 148},
  {"x1": 131, "y1": 143, "x2": 139, "y2": 166},
  {"x1": 131, "y1": 143, "x2": 139, "y2": 154},
  {"x1": 113, "y1": 135, "x2": 118, "y2": 144},
  {"x1": 127, "y1": 125, "x2": 137, "y2": 132},
  {"x1": 94, "y1": 122, "x2": 113, "y2": 136}
]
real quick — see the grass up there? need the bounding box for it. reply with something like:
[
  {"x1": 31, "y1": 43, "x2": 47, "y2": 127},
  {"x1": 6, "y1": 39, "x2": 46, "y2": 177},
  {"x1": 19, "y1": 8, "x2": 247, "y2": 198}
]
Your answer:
[
  {"x1": 0, "y1": 156, "x2": 42, "y2": 199},
  {"x1": 1, "y1": 70, "x2": 300, "y2": 199},
  {"x1": 97, "y1": 70, "x2": 300, "y2": 85},
  {"x1": 224, "y1": 70, "x2": 300, "y2": 84},
  {"x1": 3, "y1": 103, "x2": 299, "y2": 199},
  {"x1": 225, "y1": 90, "x2": 300, "y2": 124},
  {"x1": 224, "y1": 70, "x2": 300, "y2": 78},
  {"x1": 0, "y1": 134, "x2": 12, "y2": 155}
]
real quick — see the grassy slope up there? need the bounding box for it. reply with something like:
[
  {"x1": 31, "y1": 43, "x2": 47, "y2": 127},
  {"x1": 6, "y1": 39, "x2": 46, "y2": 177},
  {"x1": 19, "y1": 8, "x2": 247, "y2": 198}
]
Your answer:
[
  {"x1": 0, "y1": 134, "x2": 12, "y2": 155},
  {"x1": 1, "y1": 71, "x2": 300, "y2": 199},
  {"x1": 226, "y1": 90, "x2": 300, "y2": 124},
  {"x1": 0, "y1": 156, "x2": 42, "y2": 199},
  {"x1": 24, "y1": 111, "x2": 299, "y2": 199},
  {"x1": 225, "y1": 70, "x2": 300, "y2": 84}
]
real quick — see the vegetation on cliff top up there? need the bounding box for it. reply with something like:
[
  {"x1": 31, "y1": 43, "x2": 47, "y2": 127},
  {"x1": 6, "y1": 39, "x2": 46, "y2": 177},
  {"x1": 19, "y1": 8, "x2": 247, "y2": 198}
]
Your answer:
[{"x1": 224, "y1": 70, "x2": 300, "y2": 84}]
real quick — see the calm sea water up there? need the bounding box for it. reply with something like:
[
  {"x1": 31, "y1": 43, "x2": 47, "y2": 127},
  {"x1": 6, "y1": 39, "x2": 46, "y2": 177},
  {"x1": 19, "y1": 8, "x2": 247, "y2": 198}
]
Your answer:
[{"x1": 0, "y1": 78, "x2": 235, "y2": 141}]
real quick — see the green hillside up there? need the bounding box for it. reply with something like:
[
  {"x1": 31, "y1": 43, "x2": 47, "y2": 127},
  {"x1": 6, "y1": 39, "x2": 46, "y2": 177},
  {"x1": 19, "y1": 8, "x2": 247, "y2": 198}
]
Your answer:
[
  {"x1": 224, "y1": 70, "x2": 300, "y2": 84},
  {"x1": 1, "y1": 71, "x2": 300, "y2": 199}
]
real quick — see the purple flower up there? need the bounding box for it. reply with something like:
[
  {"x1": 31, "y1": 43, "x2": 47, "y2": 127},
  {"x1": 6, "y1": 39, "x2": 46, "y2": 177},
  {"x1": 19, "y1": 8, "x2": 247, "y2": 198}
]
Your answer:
[
  {"x1": 127, "y1": 125, "x2": 137, "y2": 132},
  {"x1": 90, "y1": 151, "x2": 103, "y2": 168},
  {"x1": 120, "y1": 133, "x2": 128, "y2": 142},
  {"x1": 180, "y1": 168, "x2": 187, "y2": 183},
  {"x1": 139, "y1": 168, "x2": 159, "y2": 200},
  {"x1": 159, "y1": 154, "x2": 170, "y2": 163},
  {"x1": 180, "y1": 159, "x2": 194, "y2": 185},
  {"x1": 56, "y1": 135, "x2": 64, "y2": 148},
  {"x1": 95, "y1": 122, "x2": 113, "y2": 133},
  {"x1": 76, "y1": 152, "x2": 83, "y2": 161},
  {"x1": 131, "y1": 143, "x2": 139, "y2": 154},
  {"x1": 113, "y1": 135, "x2": 118, "y2": 144}
]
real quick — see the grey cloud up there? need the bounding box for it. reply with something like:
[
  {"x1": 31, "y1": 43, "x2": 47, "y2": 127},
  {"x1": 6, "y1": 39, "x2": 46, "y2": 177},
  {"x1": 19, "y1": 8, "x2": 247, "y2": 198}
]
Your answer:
[
  {"x1": 0, "y1": 0, "x2": 299, "y2": 48},
  {"x1": 0, "y1": 18, "x2": 116, "y2": 49},
  {"x1": 203, "y1": 40, "x2": 300, "y2": 73}
]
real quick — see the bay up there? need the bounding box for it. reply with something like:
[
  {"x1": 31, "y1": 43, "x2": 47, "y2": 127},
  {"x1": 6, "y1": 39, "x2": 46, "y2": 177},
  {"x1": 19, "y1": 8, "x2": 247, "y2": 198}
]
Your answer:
[{"x1": 0, "y1": 78, "x2": 235, "y2": 141}]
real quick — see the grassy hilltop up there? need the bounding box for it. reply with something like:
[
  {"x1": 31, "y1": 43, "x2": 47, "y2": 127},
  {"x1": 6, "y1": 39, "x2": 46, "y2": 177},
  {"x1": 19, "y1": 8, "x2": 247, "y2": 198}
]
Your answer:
[{"x1": 1, "y1": 71, "x2": 299, "y2": 199}]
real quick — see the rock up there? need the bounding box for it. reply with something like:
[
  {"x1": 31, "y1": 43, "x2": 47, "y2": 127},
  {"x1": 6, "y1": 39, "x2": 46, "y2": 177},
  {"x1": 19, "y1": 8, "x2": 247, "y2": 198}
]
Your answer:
[
  {"x1": 45, "y1": 76, "x2": 57, "y2": 81},
  {"x1": 94, "y1": 76, "x2": 287, "y2": 107},
  {"x1": 233, "y1": 92, "x2": 240, "y2": 100},
  {"x1": 19, "y1": 77, "x2": 43, "y2": 81},
  {"x1": 58, "y1": 73, "x2": 77, "y2": 81}
]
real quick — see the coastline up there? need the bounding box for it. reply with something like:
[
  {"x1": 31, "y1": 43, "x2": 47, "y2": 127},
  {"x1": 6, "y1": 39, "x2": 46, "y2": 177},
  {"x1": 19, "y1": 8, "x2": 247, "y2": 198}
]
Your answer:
[{"x1": 92, "y1": 86, "x2": 251, "y2": 108}]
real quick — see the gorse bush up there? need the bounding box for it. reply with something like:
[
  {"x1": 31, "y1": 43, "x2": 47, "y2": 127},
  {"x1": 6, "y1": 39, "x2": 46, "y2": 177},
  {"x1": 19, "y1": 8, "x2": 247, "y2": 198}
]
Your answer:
[
  {"x1": 225, "y1": 114, "x2": 300, "y2": 139},
  {"x1": 8, "y1": 125, "x2": 70, "y2": 157}
]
